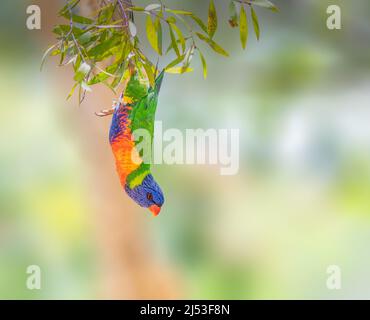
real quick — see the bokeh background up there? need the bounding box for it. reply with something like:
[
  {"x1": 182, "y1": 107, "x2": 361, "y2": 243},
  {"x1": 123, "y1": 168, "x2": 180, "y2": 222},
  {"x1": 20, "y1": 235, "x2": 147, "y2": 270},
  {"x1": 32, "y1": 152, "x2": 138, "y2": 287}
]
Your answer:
[{"x1": 1, "y1": 0, "x2": 370, "y2": 299}]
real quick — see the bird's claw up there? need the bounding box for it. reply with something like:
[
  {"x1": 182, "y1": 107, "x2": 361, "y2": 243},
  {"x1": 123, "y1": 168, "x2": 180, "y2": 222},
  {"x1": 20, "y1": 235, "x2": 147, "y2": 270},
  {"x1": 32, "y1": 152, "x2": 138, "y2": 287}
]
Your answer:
[
  {"x1": 94, "y1": 108, "x2": 115, "y2": 117},
  {"x1": 95, "y1": 92, "x2": 125, "y2": 117}
]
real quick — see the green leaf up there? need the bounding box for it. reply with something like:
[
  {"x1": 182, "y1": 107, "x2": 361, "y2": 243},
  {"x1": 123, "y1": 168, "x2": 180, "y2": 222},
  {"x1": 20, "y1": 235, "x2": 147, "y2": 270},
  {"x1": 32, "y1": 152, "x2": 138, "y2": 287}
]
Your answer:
[
  {"x1": 250, "y1": 0, "x2": 278, "y2": 12},
  {"x1": 155, "y1": 17, "x2": 163, "y2": 55},
  {"x1": 87, "y1": 36, "x2": 121, "y2": 61},
  {"x1": 165, "y1": 67, "x2": 193, "y2": 74},
  {"x1": 198, "y1": 49, "x2": 207, "y2": 79},
  {"x1": 146, "y1": 15, "x2": 159, "y2": 54},
  {"x1": 167, "y1": 16, "x2": 176, "y2": 24},
  {"x1": 59, "y1": 0, "x2": 80, "y2": 16},
  {"x1": 40, "y1": 44, "x2": 57, "y2": 71},
  {"x1": 60, "y1": 11, "x2": 94, "y2": 25},
  {"x1": 165, "y1": 36, "x2": 188, "y2": 54},
  {"x1": 110, "y1": 63, "x2": 126, "y2": 88},
  {"x1": 142, "y1": 58, "x2": 155, "y2": 87},
  {"x1": 97, "y1": 3, "x2": 115, "y2": 23},
  {"x1": 78, "y1": 83, "x2": 83, "y2": 104},
  {"x1": 88, "y1": 63, "x2": 119, "y2": 85},
  {"x1": 88, "y1": 72, "x2": 109, "y2": 85},
  {"x1": 62, "y1": 55, "x2": 77, "y2": 66},
  {"x1": 165, "y1": 8, "x2": 192, "y2": 15},
  {"x1": 116, "y1": 41, "x2": 130, "y2": 62},
  {"x1": 58, "y1": 45, "x2": 66, "y2": 65},
  {"x1": 78, "y1": 31, "x2": 96, "y2": 46},
  {"x1": 66, "y1": 82, "x2": 78, "y2": 100},
  {"x1": 239, "y1": 6, "x2": 248, "y2": 49},
  {"x1": 129, "y1": 6, "x2": 146, "y2": 12},
  {"x1": 251, "y1": 7, "x2": 260, "y2": 40},
  {"x1": 53, "y1": 24, "x2": 83, "y2": 37},
  {"x1": 196, "y1": 32, "x2": 229, "y2": 57},
  {"x1": 168, "y1": 24, "x2": 180, "y2": 57},
  {"x1": 228, "y1": 1, "x2": 238, "y2": 28},
  {"x1": 73, "y1": 55, "x2": 82, "y2": 72},
  {"x1": 165, "y1": 54, "x2": 185, "y2": 70},
  {"x1": 171, "y1": 23, "x2": 186, "y2": 52},
  {"x1": 191, "y1": 15, "x2": 208, "y2": 34},
  {"x1": 207, "y1": 0, "x2": 217, "y2": 38}
]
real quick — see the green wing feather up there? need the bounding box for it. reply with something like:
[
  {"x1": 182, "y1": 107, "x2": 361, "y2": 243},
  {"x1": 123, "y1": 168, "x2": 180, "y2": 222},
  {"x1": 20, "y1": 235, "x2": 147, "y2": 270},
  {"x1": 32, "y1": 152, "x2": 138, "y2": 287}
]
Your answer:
[
  {"x1": 124, "y1": 73, "x2": 147, "y2": 103},
  {"x1": 129, "y1": 70, "x2": 164, "y2": 141},
  {"x1": 125, "y1": 70, "x2": 164, "y2": 188}
]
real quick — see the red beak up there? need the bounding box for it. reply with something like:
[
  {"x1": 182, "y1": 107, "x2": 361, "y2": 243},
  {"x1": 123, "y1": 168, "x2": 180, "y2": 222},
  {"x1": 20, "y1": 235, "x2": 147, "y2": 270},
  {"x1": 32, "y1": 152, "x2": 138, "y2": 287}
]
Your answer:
[{"x1": 149, "y1": 205, "x2": 161, "y2": 217}]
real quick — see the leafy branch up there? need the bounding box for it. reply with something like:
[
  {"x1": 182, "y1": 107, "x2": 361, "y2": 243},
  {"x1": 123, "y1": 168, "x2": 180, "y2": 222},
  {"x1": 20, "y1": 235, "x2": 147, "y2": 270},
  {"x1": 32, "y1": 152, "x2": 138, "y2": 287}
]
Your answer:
[{"x1": 42, "y1": 0, "x2": 278, "y2": 103}]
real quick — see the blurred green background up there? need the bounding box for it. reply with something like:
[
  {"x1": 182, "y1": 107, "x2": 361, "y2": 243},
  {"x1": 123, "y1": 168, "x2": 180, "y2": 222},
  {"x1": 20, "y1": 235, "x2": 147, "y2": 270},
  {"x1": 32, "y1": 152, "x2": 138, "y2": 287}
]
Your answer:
[{"x1": 1, "y1": 0, "x2": 370, "y2": 299}]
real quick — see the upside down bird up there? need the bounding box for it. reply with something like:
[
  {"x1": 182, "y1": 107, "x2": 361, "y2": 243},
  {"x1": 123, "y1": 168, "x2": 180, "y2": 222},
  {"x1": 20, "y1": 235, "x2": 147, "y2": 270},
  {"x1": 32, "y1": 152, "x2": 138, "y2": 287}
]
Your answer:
[{"x1": 108, "y1": 71, "x2": 165, "y2": 216}]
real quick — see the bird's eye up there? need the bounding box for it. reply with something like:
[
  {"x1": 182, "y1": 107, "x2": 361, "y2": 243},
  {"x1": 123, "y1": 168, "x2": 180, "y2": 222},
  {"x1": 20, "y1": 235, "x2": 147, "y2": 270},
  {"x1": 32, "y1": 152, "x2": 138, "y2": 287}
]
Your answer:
[{"x1": 147, "y1": 193, "x2": 153, "y2": 201}]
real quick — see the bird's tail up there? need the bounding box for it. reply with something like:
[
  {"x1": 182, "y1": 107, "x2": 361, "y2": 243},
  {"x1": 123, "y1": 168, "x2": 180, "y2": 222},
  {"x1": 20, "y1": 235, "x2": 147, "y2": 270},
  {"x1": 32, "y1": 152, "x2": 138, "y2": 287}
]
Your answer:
[{"x1": 153, "y1": 70, "x2": 165, "y2": 93}]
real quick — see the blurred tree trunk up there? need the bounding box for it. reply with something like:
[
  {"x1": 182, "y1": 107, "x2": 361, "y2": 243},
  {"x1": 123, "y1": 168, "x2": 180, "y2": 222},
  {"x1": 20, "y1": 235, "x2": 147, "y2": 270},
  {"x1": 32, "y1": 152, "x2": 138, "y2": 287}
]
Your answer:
[{"x1": 38, "y1": 0, "x2": 180, "y2": 299}]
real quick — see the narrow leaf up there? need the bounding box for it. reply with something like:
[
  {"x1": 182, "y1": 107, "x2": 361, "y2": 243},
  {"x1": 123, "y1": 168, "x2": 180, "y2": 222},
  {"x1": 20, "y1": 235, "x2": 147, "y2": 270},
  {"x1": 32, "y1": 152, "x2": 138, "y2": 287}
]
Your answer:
[
  {"x1": 129, "y1": 6, "x2": 146, "y2": 12},
  {"x1": 67, "y1": 82, "x2": 78, "y2": 100},
  {"x1": 251, "y1": 0, "x2": 278, "y2": 12},
  {"x1": 171, "y1": 23, "x2": 186, "y2": 52},
  {"x1": 165, "y1": 54, "x2": 185, "y2": 70},
  {"x1": 88, "y1": 63, "x2": 119, "y2": 85},
  {"x1": 196, "y1": 32, "x2": 229, "y2": 57},
  {"x1": 146, "y1": 15, "x2": 159, "y2": 54},
  {"x1": 239, "y1": 6, "x2": 248, "y2": 49},
  {"x1": 110, "y1": 63, "x2": 125, "y2": 89},
  {"x1": 142, "y1": 60, "x2": 155, "y2": 87},
  {"x1": 198, "y1": 49, "x2": 207, "y2": 79},
  {"x1": 59, "y1": 0, "x2": 80, "y2": 16},
  {"x1": 40, "y1": 44, "x2": 57, "y2": 71},
  {"x1": 60, "y1": 11, "x2": 94, "y2": 25},
  {"x1": 168, "y1": 24, "x2": 180, "y2": 57},
  {"x1": 155, "y1": 17, "x2": 163, "y2": 55},
  {"x1": 207, "y1": 0, "x2": 218, "y2": 38},
  {"x1": 251, "y1": 7, "x2": 260, "y2": 40},
  {"x1": 165, "y1": 67, "x2": 193, "y2": 74},
  {"x1": 191, "y1": 15, "x2": 208, "y2": 34},
  {"x1": 165, "y1": 8, "x2": 192, "y2": 15},
  {"x1": 167, "y1": 16, "x2": 176, "y2": 24}
]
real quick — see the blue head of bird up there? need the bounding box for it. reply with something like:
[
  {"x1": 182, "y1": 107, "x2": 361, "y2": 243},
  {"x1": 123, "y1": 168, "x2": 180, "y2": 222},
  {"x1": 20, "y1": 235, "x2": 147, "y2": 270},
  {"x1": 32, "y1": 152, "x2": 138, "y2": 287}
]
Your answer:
[{"x1": 124, "y1": 174, "x2": 164, "y2": 216}]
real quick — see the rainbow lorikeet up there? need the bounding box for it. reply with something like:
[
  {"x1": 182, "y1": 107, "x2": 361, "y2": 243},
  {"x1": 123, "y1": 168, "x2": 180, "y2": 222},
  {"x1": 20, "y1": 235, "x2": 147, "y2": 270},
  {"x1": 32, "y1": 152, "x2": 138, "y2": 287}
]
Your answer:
[{"x1": 109, "y1": 71, "x2": 165, "y2": 216}]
